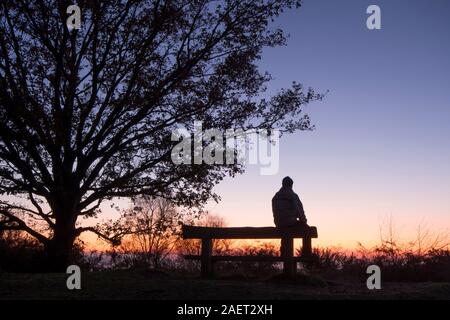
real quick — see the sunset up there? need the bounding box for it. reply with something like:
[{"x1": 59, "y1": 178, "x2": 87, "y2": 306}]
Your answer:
[
  {"x1": 208, "y1": 0, "x2": 450, "y2": 248},
  {"x1": 80, "y1": 0, "x2": 450, "y2": 251},
  {"x1": 0, "y1": 0, "x2": 449, "y2": 312}
]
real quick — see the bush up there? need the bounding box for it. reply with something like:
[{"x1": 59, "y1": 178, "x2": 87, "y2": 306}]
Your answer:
[
  {"x1": 0, "y1": 231, "x2": 45, "y2": 272},
  {"x1": 306, "y1": 246, "x2": 450, "y2": 283}
]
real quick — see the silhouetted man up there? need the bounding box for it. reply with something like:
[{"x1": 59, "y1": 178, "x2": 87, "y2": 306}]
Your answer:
[{"x1": 272, "y1": 176, "x2": 308, "y2": 229}]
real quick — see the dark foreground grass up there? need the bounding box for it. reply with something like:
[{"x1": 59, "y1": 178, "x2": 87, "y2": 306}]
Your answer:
[{"x1": 0, "y1": 270, "x2": 449, "y2": 300}]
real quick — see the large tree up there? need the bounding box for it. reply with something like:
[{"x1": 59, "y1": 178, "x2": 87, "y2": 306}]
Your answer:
[{"x1": 0, "y1": 0, "x2": 322, "y2": 271}]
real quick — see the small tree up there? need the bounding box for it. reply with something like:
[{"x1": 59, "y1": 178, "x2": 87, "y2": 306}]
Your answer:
[{"x1": 121, "y1": 196, "x2": 183, "y2": 268}]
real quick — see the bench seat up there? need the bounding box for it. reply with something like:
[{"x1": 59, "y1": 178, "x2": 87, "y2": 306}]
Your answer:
[
  {"x1": 181, "y1": 225, "x2": 318, "y2": 278},
  {"x1": 182, "y1": 225, "x2": 318, "y2": 239}
]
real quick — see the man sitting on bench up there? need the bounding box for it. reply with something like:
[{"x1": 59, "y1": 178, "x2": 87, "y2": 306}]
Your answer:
[{"x1": 272, "y1": 176, "x2": 308, "y2": 230}]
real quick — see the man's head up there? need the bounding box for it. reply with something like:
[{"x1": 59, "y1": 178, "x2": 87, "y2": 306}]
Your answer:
[{"x1": 282, "y1": 176, "x2": 293, "y2": 188}]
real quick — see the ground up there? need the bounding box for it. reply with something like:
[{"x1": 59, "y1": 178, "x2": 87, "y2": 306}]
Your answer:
[{"x1": 0, "y1": 270, "x2": 449, "y2": 300}]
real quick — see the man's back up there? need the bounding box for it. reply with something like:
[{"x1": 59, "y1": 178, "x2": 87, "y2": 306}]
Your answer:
[{"x1": 272, "y1": 185, "x2": 306, "y2": 227}]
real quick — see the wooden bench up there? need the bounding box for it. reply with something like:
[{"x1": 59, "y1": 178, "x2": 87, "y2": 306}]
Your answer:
[{"x1": 182, "y1": 225, "x2": 318, "y2": 278}]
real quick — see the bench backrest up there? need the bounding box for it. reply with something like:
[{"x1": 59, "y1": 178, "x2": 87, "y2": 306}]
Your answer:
[{"x1": 182, "y1": 225, "x2": 318, "y2": 239}]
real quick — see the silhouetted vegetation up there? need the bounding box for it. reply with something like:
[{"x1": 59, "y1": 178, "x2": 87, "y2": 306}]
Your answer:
[
  {"x1": 308, "y1": 220, "x2": 450, "y2": 282},
  {"x1": 0, "y1": 0, "x2": 321, "y2": 271},
  {"x1": 0, "y1": 230, "x2": 44, "y2": 272},
  {"x1": 3, "y1": 212, "x2": 448, "y2": 286},
  {"x1": 209, "y1": 242, "x2": 281, "y2": 280}
]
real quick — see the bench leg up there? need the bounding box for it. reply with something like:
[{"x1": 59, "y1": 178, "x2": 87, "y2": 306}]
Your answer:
[
  {"x1": 281, "y1": 237, "x2": 295, "y2": 278},
  {"x1": 301, "y1": 237, "x2": 314, "y2": 270},
  {"x1": 201, "y1": 238, "x2": 213, "y2": 278},
  {"x1": 301, "y1": 237, "x2": 312, "y2": 257}
]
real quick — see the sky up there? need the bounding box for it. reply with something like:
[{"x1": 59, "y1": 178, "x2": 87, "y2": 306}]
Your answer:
[
  {"x1": 201, "y1": 0, "x2": 450, "y2": 249},
  {"x1": 2, "y1": 0, "x2": 449, "y2": 252},
  {"x1": 81, "y1": 0, "x2": 450, "y2": 250}
]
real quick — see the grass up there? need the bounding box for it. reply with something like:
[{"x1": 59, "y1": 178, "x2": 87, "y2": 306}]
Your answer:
[{"x1": 1, "y1": 270, "x2": 449, "y2": 300}]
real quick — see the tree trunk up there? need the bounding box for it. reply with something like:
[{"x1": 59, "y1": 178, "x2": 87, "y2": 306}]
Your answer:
[
  {"x1": 44, "y1": 233, "x2": 75, "y2": 272},
  {"x1": 44, "y1": 220, "x2": 77, "y2": 272}
]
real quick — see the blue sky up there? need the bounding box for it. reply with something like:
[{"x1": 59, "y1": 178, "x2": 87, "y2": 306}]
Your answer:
[{"x1": 205, "y1": 0, "x2": 450, "y2": 248}]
